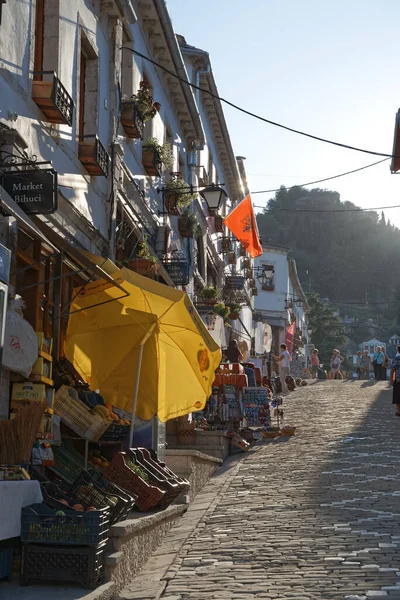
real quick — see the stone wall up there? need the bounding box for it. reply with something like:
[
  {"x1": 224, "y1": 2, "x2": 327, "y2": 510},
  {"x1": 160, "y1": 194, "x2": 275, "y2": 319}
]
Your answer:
[
  {"x1": 165, "y1": 449, "x2": 222, "y2": 501},
  {"x1": 105, "y1": 505, "x2": 187, "y2": 592}
]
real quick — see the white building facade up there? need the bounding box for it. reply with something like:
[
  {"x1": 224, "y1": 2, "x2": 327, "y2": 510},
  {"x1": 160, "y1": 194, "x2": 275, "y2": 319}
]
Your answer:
[{"x1": 253, "y1": 243, "x2": 310, "y2": 370}]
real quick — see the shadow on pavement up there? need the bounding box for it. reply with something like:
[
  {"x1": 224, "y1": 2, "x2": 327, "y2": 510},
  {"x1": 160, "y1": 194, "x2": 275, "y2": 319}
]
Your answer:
[{"x1": 302, "y1": 383, "x2": 400, "y2": 597}]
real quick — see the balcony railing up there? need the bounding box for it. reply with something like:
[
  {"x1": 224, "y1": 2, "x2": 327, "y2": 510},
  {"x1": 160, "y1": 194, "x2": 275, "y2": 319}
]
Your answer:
[
  {"x1": 120, "y1": 100, "x2": 145, "y2": 140},
  {"x1": 78, "y1": 135, "x2": 110, "y2": 177},
  {"x1": 32, "y1": 72, "x2": 74, "y2": 126}
]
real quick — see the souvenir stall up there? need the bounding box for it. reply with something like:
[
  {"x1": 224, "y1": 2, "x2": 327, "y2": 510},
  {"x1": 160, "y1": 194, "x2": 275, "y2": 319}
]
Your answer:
[{"x1": 0, "y1": 267, "x2": 222, "y2": 590}]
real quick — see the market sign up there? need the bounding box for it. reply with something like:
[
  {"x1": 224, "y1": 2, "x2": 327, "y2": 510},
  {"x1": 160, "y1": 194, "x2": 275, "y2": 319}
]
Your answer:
[
  {"x1": 1, "y1": 169, "x2": 58, "y2": 215},
  {"x1": 163, "y1": 260, "x2": 190, "y2": 286},
  {"x1": 225, "y1": 275, "x2": 245, "y2": 290}
]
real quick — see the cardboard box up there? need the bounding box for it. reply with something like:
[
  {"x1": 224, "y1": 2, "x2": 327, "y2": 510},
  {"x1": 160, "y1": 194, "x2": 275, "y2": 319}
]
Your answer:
[
  {"x1": 36, "y1": 333, "x2": 53, "y2": 355},
  {"x1": 10, "y1": 398, "x2": 32, "y2": 417},
  {"x1": 11, "y1": 382, "x2": 46, "y2": 403}
]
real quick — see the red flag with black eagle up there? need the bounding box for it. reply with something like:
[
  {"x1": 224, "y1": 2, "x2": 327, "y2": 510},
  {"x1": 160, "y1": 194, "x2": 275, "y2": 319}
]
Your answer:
[
  {"x1": 223, "y1": 195, "x2": 262, "y2": 258},
  {"x1": 285, "y1": 321, "x2": 296, "y2": 358}
]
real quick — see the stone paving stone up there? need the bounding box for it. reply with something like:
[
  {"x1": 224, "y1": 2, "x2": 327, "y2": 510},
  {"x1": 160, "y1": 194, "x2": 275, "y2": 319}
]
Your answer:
[{"x1": 117, "y1": 381, "x2": 400, "y2": 600}]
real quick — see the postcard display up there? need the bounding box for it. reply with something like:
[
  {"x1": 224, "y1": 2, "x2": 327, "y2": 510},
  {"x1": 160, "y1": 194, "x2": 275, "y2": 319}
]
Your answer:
[
  {"x1": 205, "y1": 384, "x2": 243, "y2": 427},
  {"x1": 242, "y1": 387, "x2": 271, "y2": 428}
]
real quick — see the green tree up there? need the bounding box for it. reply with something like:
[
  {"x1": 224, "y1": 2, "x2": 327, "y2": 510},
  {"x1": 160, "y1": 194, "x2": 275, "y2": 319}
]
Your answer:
[{"x1": 306, "y1": 293, "x2": 349, "y2": 363}]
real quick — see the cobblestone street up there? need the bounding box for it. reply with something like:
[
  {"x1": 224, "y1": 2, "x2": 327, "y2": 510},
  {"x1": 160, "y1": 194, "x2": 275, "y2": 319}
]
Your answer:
[{"x1": 118, "y1": 380, "x2": 400, "y2": 600}]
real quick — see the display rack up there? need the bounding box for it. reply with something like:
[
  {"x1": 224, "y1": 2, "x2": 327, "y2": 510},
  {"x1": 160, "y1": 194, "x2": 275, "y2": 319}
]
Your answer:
[{"x1": 242, "y1": 387, "x2": 271, "y2": 427}]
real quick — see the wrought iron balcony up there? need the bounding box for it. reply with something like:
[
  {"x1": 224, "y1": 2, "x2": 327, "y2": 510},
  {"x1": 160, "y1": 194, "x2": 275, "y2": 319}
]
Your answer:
[
  {"x1": 142, "y1": 146, "x2": 162, "y2": 177},
  {"x1": 78, "y1": 135, "x2": 110, "y2": 177},
  {"x1": 32, "y1": 72, "x2": 74, "y2": 126},
  {"x1": 120, "y1": 100, "x2": 145, "y2": 140}
]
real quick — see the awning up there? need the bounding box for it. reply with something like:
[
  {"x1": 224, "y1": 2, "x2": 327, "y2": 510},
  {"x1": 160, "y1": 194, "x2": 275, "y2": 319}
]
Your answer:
[
  {"x1": 29, "y1": 219, "x2": 128, "y2": 295},
  {"x1": 0, "y1": 184, "x2": 57, "y2": 252}
]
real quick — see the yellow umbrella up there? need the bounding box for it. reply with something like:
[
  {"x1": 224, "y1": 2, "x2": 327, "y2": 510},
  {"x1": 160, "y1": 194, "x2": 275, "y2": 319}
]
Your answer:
[{"x1": 64, "y1": 267, "x2": 221, "y2": 444}]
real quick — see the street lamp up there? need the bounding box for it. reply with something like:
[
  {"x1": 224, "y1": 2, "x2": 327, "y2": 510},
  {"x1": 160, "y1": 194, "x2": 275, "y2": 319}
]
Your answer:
[
  {"x1": 199, "y1": 184, "x2": 227, "y2": 214},
  {"x1": 255, "y1": 265, "x2": 274, "y2": 288}
]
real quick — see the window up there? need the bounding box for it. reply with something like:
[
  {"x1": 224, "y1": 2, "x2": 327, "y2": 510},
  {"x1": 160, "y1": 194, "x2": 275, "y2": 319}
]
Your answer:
[
  {"x1": 33, "y1": 0, "x2": 60, "y2": 80},
  {"x1": 196, "y1": 231, "x2": 205, "y2": 279},
  {"x1": 261, "y1": 265, "x2": 275, "y2": 291},
  {"x1": 120, "y1": 36, "x2": 134, "y2": 100},
  {"x1": 78, "y1": 31, "x2": 98, "y2": 139},
  {"x1": 15, "y1": 230, "x2": 56, "y2": 339},
  {"x1": 208, "y1": 150, "x2": 214, "y2": 184},
  {"x1": 142, "y1": 72, "x2": 153, "y2": 139},
  {"x1": 0, "y1": 1, "x2": 6, "y2": 26}
]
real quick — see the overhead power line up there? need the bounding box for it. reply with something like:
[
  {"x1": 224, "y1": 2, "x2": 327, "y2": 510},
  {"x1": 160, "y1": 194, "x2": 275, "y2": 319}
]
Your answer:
[
  {"x1": 252, "y1": 158, "x2": 390, "y2": 197},
  {"x1": 122, "y1": 47, "x2": 399, "y2": 160},
  {"x1": 257, "y1": 203, "x2": 400, "y2": 213}
]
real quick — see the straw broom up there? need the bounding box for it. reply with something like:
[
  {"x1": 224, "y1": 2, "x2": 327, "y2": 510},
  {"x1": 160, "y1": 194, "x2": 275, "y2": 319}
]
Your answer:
[{"x1": 0, "y1": 401, "x2": 47, "y2": 465}]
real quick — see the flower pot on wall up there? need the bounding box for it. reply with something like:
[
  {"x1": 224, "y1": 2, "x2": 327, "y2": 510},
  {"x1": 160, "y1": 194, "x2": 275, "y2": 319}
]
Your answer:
[
  {"x1": 229, "y1": 312, "x2": 240, "y2": 320},
  {"x1": 121, "y1": 101, "x2": 145, "y2": 139},
  {"x1": 142, "y1": 147, "x2": 162, "y2": 177},
  {"x1": 221, "y1": 237, "x2": 232, "y2": 253},
  {"x1": 127, "y1": 259, "x2": 158, "y2": 278},
  {"x1": 239, "y1": 245, "x2": 247, "y2": 257},
  {"x1": 178, "y1": 217, "x2": 194, "y2": 238},
  {"x1": 32, "y1": 72, "x2": 74, "y2": 126},
  {"x1": 227, "y1": 252, "x2": 236, "y2": 265},
  {"x1": 78, "y1": 136, "x2": 110, "y2": 177},
  {"x1": 164, "y1": 192, "x2": 181, "y2": 215},
  {"x1": 214, "y1": 215, "x2": 224, "y2": 233}
]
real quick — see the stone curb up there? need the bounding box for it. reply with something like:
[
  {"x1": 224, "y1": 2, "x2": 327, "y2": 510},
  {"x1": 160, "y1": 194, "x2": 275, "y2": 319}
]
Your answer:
[{"x1": 114, "y1": 449, "x2": 255, "y2": 600}]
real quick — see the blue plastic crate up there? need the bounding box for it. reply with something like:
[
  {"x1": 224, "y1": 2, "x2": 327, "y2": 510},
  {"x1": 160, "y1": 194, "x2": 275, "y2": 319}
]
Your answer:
[
  {"x1": 21, "y1": 503, "x2": 110, "y2": 546},
  {"x1": 0, "y1": 546, "x2": 13, "y2": 581}
]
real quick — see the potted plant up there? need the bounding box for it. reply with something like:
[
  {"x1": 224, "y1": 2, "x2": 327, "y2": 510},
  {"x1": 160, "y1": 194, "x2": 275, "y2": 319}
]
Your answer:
[
  {"x1": 198, "y1": 285, "x2": 218, "y2": 305},
  {"x1": 245, "y1": 269, "x2": 253, "y2": 279},
  {"x1": 213, "y1": 302, "x2": 230, "y2": 320},
  {"x1": 164, "y1": 176, "x2": 197, "y2": 215},
  {"x1": 121, "y1": 81, "x2": 161, "y2": 139},
  {"x1": 227, "y1": 251, "x2": 236, "y2": 265},
  {"x1": 227, "y1": 302, "x2": 241, "y2": 320},
  {"x1": 127, "y1": 235, "x2": 159, "y2": 277},
  {"x1": 239, "y1": 245, "x2": 247, "y2": 257},
  {"x1": 178, "y1": 209, "x2": 197, "y2": 238},
  {"x1": 242, "y1": 257, "x2": 251, "y2": 269},
  {"x1": 142, "y1": 137, "x2": 174, "y2": 177}
]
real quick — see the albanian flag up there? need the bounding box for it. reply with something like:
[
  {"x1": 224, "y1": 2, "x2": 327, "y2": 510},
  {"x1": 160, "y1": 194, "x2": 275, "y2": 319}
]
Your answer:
[
  {"x1": 286, "y1": 321, "x2": 296, "y2": 357},
  {"x1": 223, "y1": 195, "x2": 262, "y2": 258}
]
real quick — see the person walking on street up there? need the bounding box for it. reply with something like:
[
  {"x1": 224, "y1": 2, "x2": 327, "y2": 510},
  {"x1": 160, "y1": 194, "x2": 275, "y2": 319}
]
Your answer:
[
  {"x1": 361, "y1": 350, "x2": 371, "y2": 380},
  {"x1": 356, "y1": 351, "x2": 363, "y2": 380},
  {"x1": 311, "y1": 349, "x2": 320, "y2": 379},
  {"x1": 373, "y1": 346, "x2": 385, "y2": 380},
  {"x1": 390, "y1": 345, "x2": 400, "y2": 416},
  {"x1": 330, "y1": 349, "x2": 343, "y2": 379},
  {"x1": 273, "y1": 343, "x2": 291, "y2": 394}
]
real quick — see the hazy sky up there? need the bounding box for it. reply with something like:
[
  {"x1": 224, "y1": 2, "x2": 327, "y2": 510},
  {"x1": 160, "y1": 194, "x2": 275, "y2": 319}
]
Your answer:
[{"x1": 167, "y1": 0, "x2": 400, "y2": 225}]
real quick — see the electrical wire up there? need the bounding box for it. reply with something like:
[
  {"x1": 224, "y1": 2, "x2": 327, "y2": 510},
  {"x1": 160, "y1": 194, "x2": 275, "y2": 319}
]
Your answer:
[
  {"x1": 257, "y1": 203, "x2": 400, "y2": 213},
  {"x1": 252, "y1": 158, "x2": 390, "y2": 197},
  {"x1": 121, "y1": 47, "x2": 400, "y2": 160}
]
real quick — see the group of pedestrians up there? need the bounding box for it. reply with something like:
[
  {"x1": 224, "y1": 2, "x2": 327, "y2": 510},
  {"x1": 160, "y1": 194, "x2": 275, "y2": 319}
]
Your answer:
[{"x1": 356, "y1": 346, "x2": 388, "y2": 380}]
